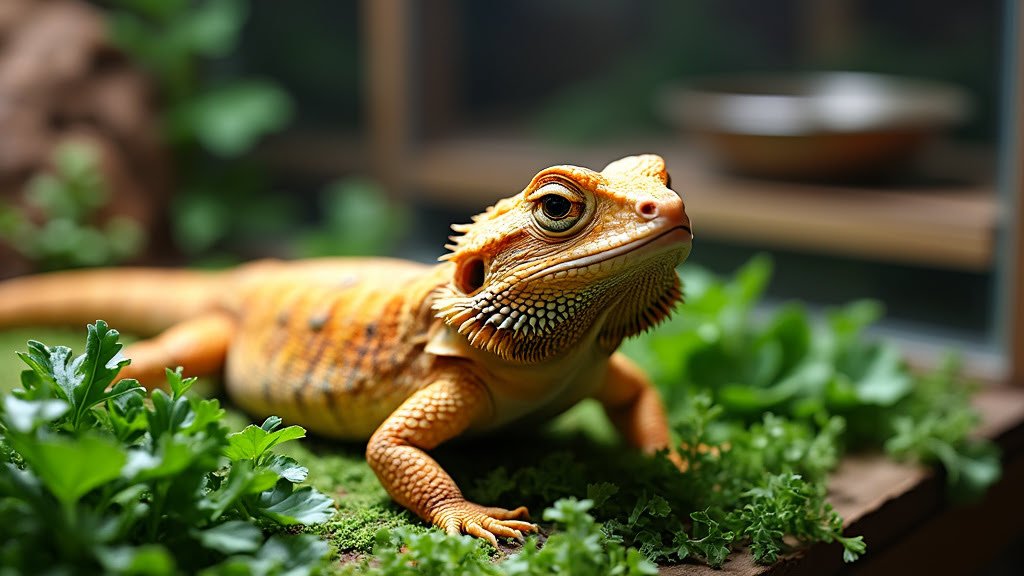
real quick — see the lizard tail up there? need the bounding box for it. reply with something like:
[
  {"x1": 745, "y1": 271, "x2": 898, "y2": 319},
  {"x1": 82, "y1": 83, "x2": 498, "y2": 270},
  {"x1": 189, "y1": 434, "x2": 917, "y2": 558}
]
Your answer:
[{"x1": 0, "y1": 267, "x2": 228, "y2": 336}]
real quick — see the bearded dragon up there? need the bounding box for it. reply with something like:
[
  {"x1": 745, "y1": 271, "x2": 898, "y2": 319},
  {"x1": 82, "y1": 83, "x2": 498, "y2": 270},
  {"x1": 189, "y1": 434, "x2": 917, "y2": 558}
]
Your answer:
[{"x1": 0, "y1": 154, "x2": 692, "y2": 545}]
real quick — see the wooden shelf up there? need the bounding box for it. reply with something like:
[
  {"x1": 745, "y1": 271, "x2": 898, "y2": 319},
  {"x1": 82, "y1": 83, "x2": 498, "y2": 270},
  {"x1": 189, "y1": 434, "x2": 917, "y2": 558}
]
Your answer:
[{"x1": 409, "y1": 136, "x2": 998, "y2": 272}]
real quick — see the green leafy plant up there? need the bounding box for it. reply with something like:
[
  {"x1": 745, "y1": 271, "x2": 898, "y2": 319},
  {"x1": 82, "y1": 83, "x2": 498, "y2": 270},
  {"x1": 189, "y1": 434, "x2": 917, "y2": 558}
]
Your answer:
[
  {"x1": 0, "y1": 321, "x2": 332, "y2": 575},
  {"x1": 465, "y1": 396, "x2": 864, "y2": 567},
  {"x1": 623, "y1": 257, "x2": 1002, "y2": 497},
  {"x1": 0, "y1": 143, "x2": 145, "y2": 270},
  {"x1": 344, "y1": 498, "x2": 657, "y2": 576},
  {"x1": 880, "y1": 356, "x2": 1001, "y2": 501}
]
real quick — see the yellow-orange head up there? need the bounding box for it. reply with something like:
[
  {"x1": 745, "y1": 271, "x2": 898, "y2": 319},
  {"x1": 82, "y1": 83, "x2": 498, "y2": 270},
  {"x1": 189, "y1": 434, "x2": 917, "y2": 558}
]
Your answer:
[{"x1": 433, "y1": 154, "x2": 692, "y2": 363}]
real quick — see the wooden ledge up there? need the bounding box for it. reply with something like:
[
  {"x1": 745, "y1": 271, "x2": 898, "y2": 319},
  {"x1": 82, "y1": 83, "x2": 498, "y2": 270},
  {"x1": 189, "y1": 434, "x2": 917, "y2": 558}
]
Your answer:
[{"x1": 659, "y1": 385, "x2": 1024, "y2": 575}]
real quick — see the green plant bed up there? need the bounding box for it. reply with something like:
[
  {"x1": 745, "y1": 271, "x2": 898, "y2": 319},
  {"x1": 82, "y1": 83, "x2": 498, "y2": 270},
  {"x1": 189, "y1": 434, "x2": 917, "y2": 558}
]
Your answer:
[{"x1": 0, "y1": 259, "x2": 1002, "y2": 574}]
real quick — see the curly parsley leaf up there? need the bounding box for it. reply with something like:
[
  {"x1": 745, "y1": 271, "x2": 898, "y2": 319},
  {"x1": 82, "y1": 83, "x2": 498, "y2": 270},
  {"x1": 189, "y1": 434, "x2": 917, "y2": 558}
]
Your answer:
[{"x1": 14, "y1": 320, "x2": 143, "y2": 433}]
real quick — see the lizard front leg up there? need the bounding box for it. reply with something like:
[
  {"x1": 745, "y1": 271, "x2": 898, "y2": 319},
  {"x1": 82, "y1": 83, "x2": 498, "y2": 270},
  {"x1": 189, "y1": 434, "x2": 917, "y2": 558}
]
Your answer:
[
  {"x1": 595, "y1": 352, "x2": 689, "y2": 471},
  {"x1": 366, "y1": 373, "x2": 538, "y2": 546}
]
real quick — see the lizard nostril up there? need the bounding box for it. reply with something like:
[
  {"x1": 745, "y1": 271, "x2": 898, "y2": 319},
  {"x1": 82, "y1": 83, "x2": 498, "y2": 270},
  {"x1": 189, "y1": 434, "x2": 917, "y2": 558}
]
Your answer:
[{"x1": 636, "y1": 200, "x2": 659, "y2": 219}]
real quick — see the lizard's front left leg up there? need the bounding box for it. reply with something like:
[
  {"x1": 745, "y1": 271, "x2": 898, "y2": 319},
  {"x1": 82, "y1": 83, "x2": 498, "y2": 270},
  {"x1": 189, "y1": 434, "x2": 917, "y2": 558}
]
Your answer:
[{"x1": 366, "y1": 374, "x2": 538, "y2": 546}]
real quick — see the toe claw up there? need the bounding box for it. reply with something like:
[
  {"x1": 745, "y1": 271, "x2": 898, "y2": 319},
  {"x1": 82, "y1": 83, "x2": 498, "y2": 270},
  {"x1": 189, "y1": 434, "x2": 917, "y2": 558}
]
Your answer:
[
  {"x1": 432, "y1": 500, "x2": 536, "y2": 546},
  {"x1": 483, "y1": 520, "x2": 521, "y2": 540},
  {"x1": 502, "y1": 520, "x2": 539, "y2": 533},
  {"x1": 466, "y1": 521, "x2": 499, "y2": 548}
]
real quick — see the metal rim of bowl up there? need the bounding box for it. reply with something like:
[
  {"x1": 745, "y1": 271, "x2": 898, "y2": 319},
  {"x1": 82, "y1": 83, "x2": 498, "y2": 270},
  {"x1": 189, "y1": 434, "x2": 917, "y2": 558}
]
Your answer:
[{"x1": 661, "y1": 72, "x2": 971, "y2": 136}]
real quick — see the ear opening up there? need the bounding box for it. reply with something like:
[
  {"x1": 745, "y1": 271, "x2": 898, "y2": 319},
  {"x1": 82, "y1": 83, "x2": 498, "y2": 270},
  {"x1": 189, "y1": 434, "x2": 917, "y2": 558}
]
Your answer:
[{"x1": 455, "y1": 256, "x2": 487, "y2": 294}]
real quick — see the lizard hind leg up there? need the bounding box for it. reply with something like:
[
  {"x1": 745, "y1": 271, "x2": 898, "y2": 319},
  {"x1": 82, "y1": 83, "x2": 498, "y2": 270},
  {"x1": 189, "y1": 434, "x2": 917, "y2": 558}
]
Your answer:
[{"x1": 118, "y1": 311, "x2": 236, "y2": 387}]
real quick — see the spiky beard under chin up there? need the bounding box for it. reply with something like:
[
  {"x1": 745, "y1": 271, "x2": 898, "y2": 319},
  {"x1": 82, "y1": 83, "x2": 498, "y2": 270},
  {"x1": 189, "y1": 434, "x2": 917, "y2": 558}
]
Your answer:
[{"x1": 430, "y1": 259, "x2": 684, "y2": 365}]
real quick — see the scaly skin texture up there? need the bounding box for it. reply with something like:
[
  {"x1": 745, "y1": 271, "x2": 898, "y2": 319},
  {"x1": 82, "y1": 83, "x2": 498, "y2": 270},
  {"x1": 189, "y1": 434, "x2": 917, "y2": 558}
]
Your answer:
[{"x1": 0, "y1": 154, "x2": 692, "y2": 545}]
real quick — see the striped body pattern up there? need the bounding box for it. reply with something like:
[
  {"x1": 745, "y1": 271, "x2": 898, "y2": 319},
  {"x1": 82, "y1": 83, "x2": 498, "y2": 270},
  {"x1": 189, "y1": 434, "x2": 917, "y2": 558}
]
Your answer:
[{"x1": 223, "y1": 259, "x2": 448, "y2": 439}]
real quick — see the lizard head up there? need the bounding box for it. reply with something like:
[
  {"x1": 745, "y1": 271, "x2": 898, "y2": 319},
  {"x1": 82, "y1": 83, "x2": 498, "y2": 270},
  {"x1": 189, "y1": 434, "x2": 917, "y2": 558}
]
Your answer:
[{"x1": 433, "y1": 154, "x2": 692, "y2": 363}]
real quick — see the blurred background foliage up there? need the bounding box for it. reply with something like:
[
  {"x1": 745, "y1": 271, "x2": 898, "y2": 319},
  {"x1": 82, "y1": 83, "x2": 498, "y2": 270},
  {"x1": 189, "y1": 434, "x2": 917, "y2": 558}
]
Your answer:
[
  {"x1": 0, "y1": 0, "x2": 1010, "y2": 362},
  {"x1": 0, "y1": 142, "x2": 145, "y2": 270},
  {"x1": 107, "y1": 0, "x2": 293, "y2": 157},
  {"x1": 0, "y1": 0, "x2": 1011, "y2": 381},
  {"x1": 0, "y1": 0, "x2": 397, "y2": 272},
  {"x1": 0, "y1": 0, "x2": 1007, "y2": 378},
  {"x1": 104, "y1": 0, "x2": 401, "y2": 264}
]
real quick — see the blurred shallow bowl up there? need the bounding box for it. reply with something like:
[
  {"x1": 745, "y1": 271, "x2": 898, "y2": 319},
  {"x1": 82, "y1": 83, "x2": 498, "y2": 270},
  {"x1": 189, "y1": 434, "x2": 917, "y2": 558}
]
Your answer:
[{"x1": 660, "y1": 72, "x2": 969, "y2": 181}]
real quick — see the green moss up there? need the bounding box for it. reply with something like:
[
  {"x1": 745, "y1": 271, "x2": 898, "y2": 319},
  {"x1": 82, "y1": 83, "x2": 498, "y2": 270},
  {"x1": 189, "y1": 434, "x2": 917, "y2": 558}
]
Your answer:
[{"x1": 284, "y1": 441, "x2": 422, "y2": 554}]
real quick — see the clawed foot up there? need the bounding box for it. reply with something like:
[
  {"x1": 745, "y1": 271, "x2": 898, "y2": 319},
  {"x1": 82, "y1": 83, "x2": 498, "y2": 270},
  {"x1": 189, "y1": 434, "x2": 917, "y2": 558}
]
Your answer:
[{"x1": 434, "y1": 500, "x2": 539, "y2": 547}]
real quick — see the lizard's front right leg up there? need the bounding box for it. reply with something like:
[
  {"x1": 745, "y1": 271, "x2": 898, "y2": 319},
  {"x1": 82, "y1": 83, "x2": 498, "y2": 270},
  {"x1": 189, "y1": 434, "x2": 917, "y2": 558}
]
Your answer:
[{"x1": 366, "y1": 374, "x2": 538, "y2": 546}]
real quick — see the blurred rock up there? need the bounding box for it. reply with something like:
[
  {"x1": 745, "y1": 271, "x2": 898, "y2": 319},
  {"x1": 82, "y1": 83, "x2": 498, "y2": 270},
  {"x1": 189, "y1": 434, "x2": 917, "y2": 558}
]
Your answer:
[{"x1": 0, "y1": 0, "x2": 170, "y2": 276}]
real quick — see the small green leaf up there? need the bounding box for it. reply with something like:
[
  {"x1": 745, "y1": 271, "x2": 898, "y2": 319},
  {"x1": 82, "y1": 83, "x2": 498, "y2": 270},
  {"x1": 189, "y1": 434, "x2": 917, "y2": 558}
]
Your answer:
[
  {"x1": 732, "y1": 255, "x2": 772, "y2": 308},
  {"x1": 17, "y1": 341, "x2": 72, "y2": 402},
  {"x1": 178, "y1": 0, "x2": 246, "y2": 56},
  {"x1": 170, "y1": 82, "x2": 292, "y2": 157},
  {"x1": 106, "y1": 385, "x2": 147, "y2": 441},
  {"x1": 260, "y1": 415, "x2": 283, "y2": 432},
  {"x1": 256, "y1": 480, "x2": 335, "y2": 525},
  {"x1": 193, "y1": 520, "x2": 262, "y2": 554},
  {"x1": 647, "y1": 494, "x2": 671, "y2": 517},
  {"x1": 586, "y1": 482, "x2": 619, "y2": 508},
  {"x1": 254, "y1": 534, "x2": 330, "y2": 575},
  {"x1": 184, "y1": 398, "x2": 226, "y2": 433},
  {"x1": 206, "y1": 459, "x2": 278, "y2": 522},
  {"x1": 225, "y1": 421, "x2": 306, "y2": 462},
  {"x1": 829, "y1": 300, "x2": 884, "y2": 341},
  {"x1": 224, "y1": 424, "x2": 269, "y2": 461},
  {"x1": 686, "y1": 510, "x2": 734, "y2": 568},
  {"x1": 121, "y1": 437, "x2": 195, "y2": 482},
  {"x1": 839, "y1": 535, "x2": 867, "y2": 563},
  {"x1": 97, "y1": 544, "x2": 177, "y2": 575},
  {"x1": 264, "y1": 454, "x2": 309, "y2": 483},
  {"x1": 1, "y1": 396, "x2": 68, "y2": 432},
  {"x1": 165, "y1": 367, "x2": 196, "y2": 399},
  {"x1": 849, "y1": 345, "x2": 911, "y2": 406},
  {"x1": 19, "y1": 435, "x2": 126, "y2": 507},
  {"x1": 147, "y1": 389, "x2": 193, "y2": 440},
  {"x1": 75, "y1": 321, "x2": 131, "y2": 416}
]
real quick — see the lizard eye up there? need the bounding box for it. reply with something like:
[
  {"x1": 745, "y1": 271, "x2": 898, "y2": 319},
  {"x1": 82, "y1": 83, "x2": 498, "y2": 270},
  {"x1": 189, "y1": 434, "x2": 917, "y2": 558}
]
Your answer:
[
  {"x1": 531, "y1": 182, "x2": 592, "y2": 237},
  {"x1": 541, "y1": 195, "x2": 572, "y2": 219}
]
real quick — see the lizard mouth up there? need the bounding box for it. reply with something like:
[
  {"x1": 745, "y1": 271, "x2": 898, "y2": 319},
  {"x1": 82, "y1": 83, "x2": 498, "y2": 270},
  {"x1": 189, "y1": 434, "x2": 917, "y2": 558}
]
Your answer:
[{"x1": 525, "y1": 225, "x2": 692, "y2": 283}]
